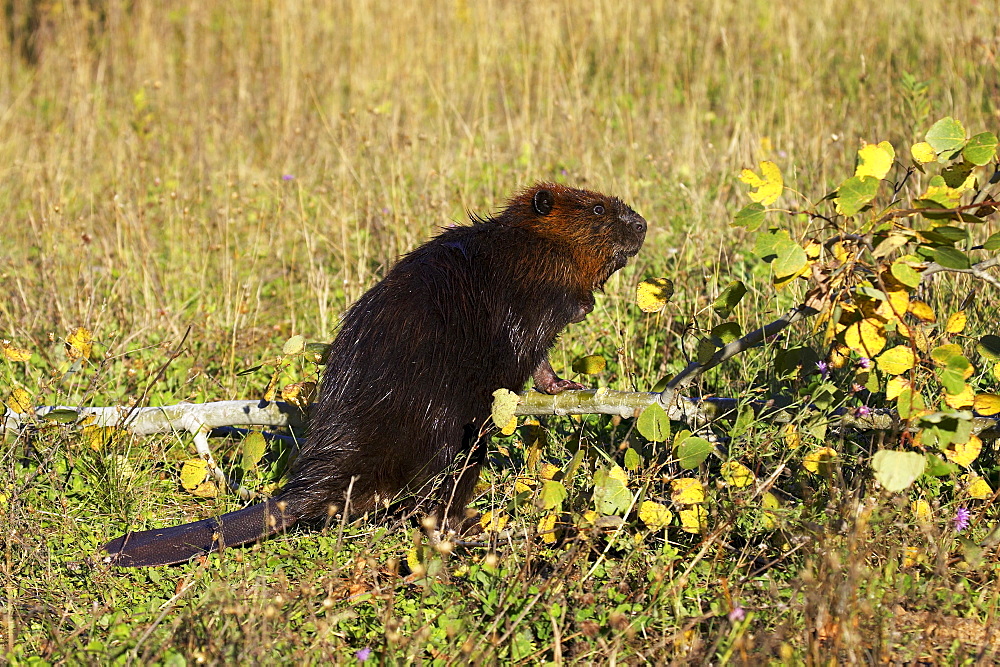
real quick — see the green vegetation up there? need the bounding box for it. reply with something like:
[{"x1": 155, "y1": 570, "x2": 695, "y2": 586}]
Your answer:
[{"x1": 3, "y1": 1, "x2": 1000, "y2": 663}]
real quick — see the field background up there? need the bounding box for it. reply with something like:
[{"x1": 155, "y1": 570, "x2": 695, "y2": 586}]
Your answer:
[{"x1": 2, "y1": 0, "x2": 999, "y2": 663}]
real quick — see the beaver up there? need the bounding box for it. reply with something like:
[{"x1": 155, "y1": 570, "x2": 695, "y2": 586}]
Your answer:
[{"x1": 104, "y1": 183, "x2": 647, "y2": 566}]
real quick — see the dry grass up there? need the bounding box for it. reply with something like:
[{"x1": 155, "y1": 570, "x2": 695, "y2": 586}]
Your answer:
[{"x1": 3, "y1": 0, "x2": 1000, "y2": 663}]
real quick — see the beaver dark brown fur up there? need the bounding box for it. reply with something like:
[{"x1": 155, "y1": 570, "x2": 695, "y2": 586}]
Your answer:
[{"x1": 104, "y1": 183, "x2": 647, "y2": 566}]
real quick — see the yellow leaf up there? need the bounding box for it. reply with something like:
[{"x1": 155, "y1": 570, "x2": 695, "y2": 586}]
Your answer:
[
  {"x1": 944, "y1": 383, "x2": 975, "y2": 409},
  {"x1": 720, "y1": 461, "x2": 755, "y2": 488},
  {"x1": 262, "y1": 369, "x2": 280, "y2": 402},
  {"x1": 1, "y1": 341, "x2": 31, "y2": 362},
  {"x1": 829, "y1": 346, "x2": 849, "y2": 369},
  {"x1": 803, "y1": 447, "x2": 837, "y2": 475},
  {"x1": 910, "y1": 499, "x2": 932, "y2": 523},
  {"x1": 406, "y1": 545, "x2": 424, "y2": 573},
  {"x1": 180, "y1": 459, "x2": 210, "y2": 491},
  {"x1": 66, "y1": 327, "x2": 93, "y2": 360},
  {"x1": 902, "y1": 545, "x2": 925, "y2": 568},
  {"x1": 842, "y1": 318, "x2": 887, "y2": 357},
  {"x1": 761, "y1": 492, "x2": 780, "y2": 530},
  {"x1": 638, "y1": 501, "x2": 673, "y2": 530},
  {"x1": 480, "y1": 510, "x2": 509, "y2": 532},
  {"x1": 190, "y1": 480, "x2": 219, "y2": 498},
  {"x1": 974, "y1": 393, "x2": 1000, "y2": 416},
  {"x1": 607, "y1": 465, "x2": 629, "y2": 486},
  {"x1": 514, "y1": 477, "x2": 534, "y2": 494},
  {"x1": 804, "y1": 238, "x2": 822, "y2": 260},
  {"x1": 945, "y1": 434, "x2": 982, "y2": 468},
  {"x1": 280, "y1": 381, "x2": 316, "y2": 409},
  {"x1": 82, "y1": 425, "x2": 127, "y2": 451},
  {"x1": 875, "y1": 283, "x2": 910, "y2": 322},
  {"x1": 773, "y1": 261, "x2": 811, "y2": 290},
  {"x1": 580, "y1": 510, "x2": 599, "y2": 526},
  {"x1": 501, "y1": 415, "x2": 518, "y2": 436},
  {"x1": 886, "y1": 376, "x2": 912, "y2": 400},
  {"x1": 491, "y1": 388, "x2": 519, "y2": 431},
  {"x1": 910, "y1": 141, "x2": 937, "y2": 164},
  {"x1": 782, "y1": 423, "x2": 802, "y2": 449},
  {"x1": 945, "y1": 311, "x2": 967, "y2": 334},
  {"x1": 678, "y1": 506, "x2": 708, "y2": 534},
  {"x1": 876, "y1": 345, "x2": 917, "y2": 375},
  {"x1": 855, "y1": 142, "x2": 894, "y2": 180},
  {"x1": 539, "y1": 462, "x2": 560, "y2": 480},
  {"x1": 964, "y1": 474, "x2": 993, "y2": 500},
  {"x1": 6, "y1": 387, "x2": 32, "y2": 414},
  {"x1": 908, "y1": 301, "x2": 936, "y2": 323},
  {"x1": 538, "y1": 513, "x2": 558, "y2": 543},
  {"x1": 671, "y1": 478, "x2": 705, "y2": 505},
  {"x1": 832, "y1": 241, "x2": 850, "y2": 263},
  {"x1": 878, "y1": 140, "x2": 896, "y2": 161},
  {"x1": 739, "y1": 160, "x2": 783, "y2": 205},
  {"x1": 636, "y1": 277, "x2": 675, "y2": 313},
  {"x1": 898, "y1": 322, "x2": 931, "y2": 352}
]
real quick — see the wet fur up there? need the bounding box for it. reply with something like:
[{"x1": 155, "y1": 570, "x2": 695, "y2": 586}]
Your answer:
[{"x1": 104, "y1": 183, "x2": 646, "y2": 566}]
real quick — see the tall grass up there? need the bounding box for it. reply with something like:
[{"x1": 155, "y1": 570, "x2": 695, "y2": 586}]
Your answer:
[{"x1": 2, "y1": 0, "x2": 999, "y2": 662}]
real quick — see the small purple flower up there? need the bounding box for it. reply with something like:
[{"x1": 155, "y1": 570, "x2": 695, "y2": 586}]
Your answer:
[
  {"x1": 728, "y1": 605, "x2": 745, "y2": 622},
  {"x1": 856, "y1": 405, "x2": 871, "y2": 417},
  {"x1": 857, "y1": 357, "x2": 872, "y2": 370},
  {"x1": 356, "y1": 647, "x2": 372, "y2": 662},
  {"x1": 282, "y1": 174, "x2": 295, "y2": 181},
  {"x1": 816, "y1": 361, "x2": 830, "y2": 378},
  {"x1": 953, "y1": 507, "x2": 971, "y2": 532}
]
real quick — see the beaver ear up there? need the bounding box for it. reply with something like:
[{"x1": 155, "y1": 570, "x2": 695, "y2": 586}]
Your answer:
[{"x1": 532, "y1": 189, "x2": 554, "y2": 216}]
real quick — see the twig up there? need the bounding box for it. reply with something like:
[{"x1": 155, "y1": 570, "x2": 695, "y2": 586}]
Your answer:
[{"x1": 921, "y1": 256, "x2": 1000, "y2": 289}]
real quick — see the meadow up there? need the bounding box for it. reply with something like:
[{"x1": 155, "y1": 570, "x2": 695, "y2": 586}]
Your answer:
[{"x1": 2, "y1": 0, "x2": 1000, "y2": 663}]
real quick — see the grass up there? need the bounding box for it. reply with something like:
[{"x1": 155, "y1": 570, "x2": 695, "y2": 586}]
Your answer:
[{"x1": 3, "y1": 0, "x2": 1000, "y2": 663}]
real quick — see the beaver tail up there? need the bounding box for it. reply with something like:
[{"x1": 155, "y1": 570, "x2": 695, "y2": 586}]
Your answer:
[{"x1": 103, "y1": 500, "x2": 298, "y2": 567}]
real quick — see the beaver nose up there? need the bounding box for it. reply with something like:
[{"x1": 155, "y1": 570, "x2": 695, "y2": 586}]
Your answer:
[{"x1": 625, "y1": 212, "x2": 647, "y2": 236}]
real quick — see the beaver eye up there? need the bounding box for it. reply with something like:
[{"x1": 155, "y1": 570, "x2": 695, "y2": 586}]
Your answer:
[{"x1": 593, "y1": 204, "x2": 605, "y2": 215}]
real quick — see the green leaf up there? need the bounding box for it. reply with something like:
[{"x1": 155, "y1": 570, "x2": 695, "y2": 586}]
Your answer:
[
  {"x1": 932, "y1": 247, "x2": 971, "y2": 270},
  {"x1": 733, "y1": 202, "x2": 766, "y2": 231},
  {"x1": 676, "y1": 435, "x2": 713, "y2": 470},
  {"x1": 939, "y1": 356, "x2": 972, "y2": 395},
  {"x1": 710, "y1": 322, "x2": 742, "y2": 346},
  {"x1": 753, "y1": 228, "x2": 787, "y2": 262},
  {"x1": 890, "y1": 260, "x2": 922, "y2": 288},
  {"x1": 835, "y1": 176, "x2": 880, "y2": 216},
  {"x1": 571, "y1": 354, "x2": 606, "y2": 375},
  {"x1": 773, "y1": 239, "x2": 808, "y2": 279},
  {"x1": 983, "y1": 232, "x2": 1000, "y2": 251},
  {"x1": 592, "y1": 466, "x2": 632, "y2": 515},
  {"x1": 897, "y1": 387, "x2": 925, "y2": 420},
  {"x1": 871, "y1": 449, "x2": 926, "y2": 492},
  {"x1": 305, "y1": 342, "x2": 331, "y2": 362},
  {"x1": 713, "y1": 280, "x2": 748, "y2": 318},
  {"x1": 925, "y1": 453, "x2": 959, "y2": 477},
  {"x1": 40, "y1": 408, "x2": 80, "y2": 423},
  {"x1": 931, "y1": 226, "x2": 969, "y2": 243},
  {"x1": 242, "y1": 431, "x2": 267, "y2": 470},
  {"x1": 697, "y1": 337, "x2": 717, "y2": 364},
  {"x1": 978, "y1": 335, "x2": 1000, "y2": 361},
  {"x1": 925, "y1": 117, "x2": 966, "y2": 155},
  {"x1": 636, "y1": 403, "x2": 670, "y2": 442},
  {"x1": 624, "y1": 446, "x2": 642, "y2": 472},
  {"x1": 963, "y1": 131, "x2": 998, "y2": 166},
  {"x1": 282, "y1": 334, "x2": 305, "y2": 356},
  {"x1": 539, "y1": 480, "x2": 567, "y2": 510}
]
